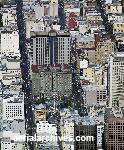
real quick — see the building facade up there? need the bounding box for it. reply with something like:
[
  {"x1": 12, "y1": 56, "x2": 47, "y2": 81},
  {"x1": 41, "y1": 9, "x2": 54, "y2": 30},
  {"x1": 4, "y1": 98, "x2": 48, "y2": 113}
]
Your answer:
[
  {"x1": 95, "y1": 34, "x2": 115, "y2": 65},
  {"x1": 30, "y1": 30, "x2": 71, "y2": 66},
  {"x1": 104, "y1": 107, "x2": 124, "y2": 150},
  {"x1": 113, "y1": 22, "x2": 124, "y2": 34},
  {"x1": 74, "y1": 117, "x2": 97, "y2": 150},
  {"x1": 32, "y1": 65, "x2": 72, "y2": 99},
  {"x1": 108, "y1": 53, "x2": 124, "y2": 107},
  {"x1": 49, "y1": 0, "x2": 58, "y2": 17},
  {"x1": 1, "y1": 30, "x2": 19, "y2": 56},
  {"x1": 2, "y1": 92, "x2": 24, "y2": 120},
  {"x1": 60, "y1": 120, "x2": 74, "y2": 150},
  {"x1": 82, "y1": 85, "x2": 107, "y2": 106}
]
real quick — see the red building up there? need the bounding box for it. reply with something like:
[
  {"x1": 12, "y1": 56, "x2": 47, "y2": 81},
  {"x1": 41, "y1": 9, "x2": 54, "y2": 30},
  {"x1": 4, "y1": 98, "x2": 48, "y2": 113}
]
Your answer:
[{"x1": 68, "y1": 12, "x2": 77, "y2": 30}]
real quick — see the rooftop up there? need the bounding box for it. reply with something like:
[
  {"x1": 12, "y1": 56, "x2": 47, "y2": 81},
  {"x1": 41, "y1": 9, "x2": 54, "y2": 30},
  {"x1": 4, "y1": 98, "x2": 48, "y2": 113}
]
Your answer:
[
  {"x1": 75, "y1": 116, "x2": 96, "y2": 125},
  {"x1": 3, "y1": 92, "x2": 24, "y2": 103}
]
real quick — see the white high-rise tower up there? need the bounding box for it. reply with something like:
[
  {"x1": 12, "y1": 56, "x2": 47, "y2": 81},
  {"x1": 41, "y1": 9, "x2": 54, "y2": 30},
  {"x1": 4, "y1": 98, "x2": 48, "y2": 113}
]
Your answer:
[{"x1": 49, "y1": 0, "x2": 58, "y2": 17}]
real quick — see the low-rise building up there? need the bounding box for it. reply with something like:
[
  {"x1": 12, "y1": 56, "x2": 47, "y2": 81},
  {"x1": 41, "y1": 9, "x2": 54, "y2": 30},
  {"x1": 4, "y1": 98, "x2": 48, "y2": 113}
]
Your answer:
[
  {"x1": 1, "y1": 92, "x2": 25, "y2": 150},
  {"x1": 35, "y1": 103, "x2": 47, "y2": 122},
  {"x1": 82, "y1": 85, "x2": 107, "y2": 106},
  {"x1": 36, "y1": 121, "x2": 59, "y2": 150},
  {"x1": 1, "y1": 5, "x2": 17, "y2": 26},
  {"x1": 106, "y1": 4, "x2": 122, "y2": 14},
  {"x1": 60, "y1": 120, "x2": 74, "y2": 150},
  {"x1": 2, "y1": 92, "x2": 24, "y2": 121},
  {"x1": 113, "y1": 21, "x2": 124, "y2": 34},
  {"x1": 0, "y1": 29, "x2": 19, "y2": 57},
  {"x1": 80, "y1": 63, "x2": 95, "y2": 84}
]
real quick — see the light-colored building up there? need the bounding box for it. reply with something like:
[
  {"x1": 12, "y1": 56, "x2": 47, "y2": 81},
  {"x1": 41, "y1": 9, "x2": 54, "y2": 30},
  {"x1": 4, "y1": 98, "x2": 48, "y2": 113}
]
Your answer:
[
  {"x1": 49, "y1": 0, "x2": 58, "y2": 17},
  {"x1": 106, "y1": 4, "x2": 122, "y2": 14},
  {"x1": 25, "y1": 19, "x2": 45, "y2": 38},
  {"x1": 65, "y1": 8, "x2": 80, "y2": 17},
  {"x1": 94, "y1": 66, "x2": 104, "y2": 86},
  {"x1": 1, "y1": 121, "x2": 25, "y2": 150},
  {"x1": 1, "y1": 92, "x2": 25, "y2": 150},
  {"x1": 36, "y1": 121, "x2": 59, "y2": 150},
  {"x1": 36, "y1": 121, "x2": 57, "y2": 134},
  {"x1": 77, "y1": 48, "x2": 96, "y2": 66},
  {"x1": 76, "y1": 35, "x2": 96, "y2": 65},
  {"x1": 2, "y1": 92, "x2": 24, "y2": 120},
  {"x1": 35, "y1": 103, "x2": 47, "y2": 122},
  {"x1": 113, "y1": 22, "x2": 124, "y2": 34},
  {"x1": 78, "y1": 24, "x2": 90, "y2": 34},
  {"x1": 82, "y1": 85, "x2": 107, "y2": 106},
  {"x1": 0, "y1": 58, "x2": 21, "y2": 85},
  {"x1": 60, "y1": 120, "x2": 74, "y2": 150},
  {"x1": 1, "y1": 0, "x2": 16, "y2": 5},
  {"x1": 1, "y1": 30, "x2": 19, "y2": 56},
  {"x1": 86, "y1": 12, "x2": 103, "y2": 21},
  {"x1": 2, "y1": 6, "x2": 17, "y2": 26},
  {"x1": 77, "y1": 35, "x2": 95, "y2": 49},
  {"x1": 115, "y1": 34, "x2": 124, "y2": 42},
  {"x1": 52, "y1": 24, "x2": 61, "y2": 31},
  {"x1": 95, "y1": 34, "x2": 115, "y2": 65},
  {"x1": 97, "y1": 124, "x2": 104, "y2": 150},
  {"x1": 3, "y1": 58, "x2": 21, "y2": 75},
  {"x1": 108, "y1": 14, "x2": 124, "y2": 23},
  {"x1": 108, "y1": 53, "x2": 124, "y2": 107},
  {"x1": 1, "y1": 137, "x2": 25, "y2": 150},
  {"x1": 34, "y1": 4, "x2": 45, "y2": 19},
  {"x1": 84, "y1": 48, "x2": 96, "y2": 65},
  {"x1": 80, "y1": 66, "x2": 95, "y2": 84},
  {"x1": 105, "y1": 0, "x2": 112, "y2": 4}
]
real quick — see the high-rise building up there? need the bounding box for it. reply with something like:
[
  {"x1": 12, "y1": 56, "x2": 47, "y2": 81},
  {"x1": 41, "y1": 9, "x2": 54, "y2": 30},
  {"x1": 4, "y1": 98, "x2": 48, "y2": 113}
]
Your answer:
[
  {"x1": 95, "y1": 34, "x2": 115, "y2": 65},
  {"x1": 74, "y1": 116, "x2": 97, "y2": 150},
  {"x1": 122, "y1": 0, "x2": 124, "y2": 12},
  {"x1": 49, "y1": 0, "x2": 58, "y2": 17},
  {"x1": 97, "y1": 123, "x2": 104, "y2": 150},
  {"x1": 30, "y1": 30, "x2": 71, "y2": 66},
  {"x1": 104, "y1": 107, "x2": 124, "y2": 150},
  {"x1": 108, "y1": 53, "x2": 124, "y2": 107},
  {"x1": 32, "y1": 65, "x2": 72, "y2": 99}
]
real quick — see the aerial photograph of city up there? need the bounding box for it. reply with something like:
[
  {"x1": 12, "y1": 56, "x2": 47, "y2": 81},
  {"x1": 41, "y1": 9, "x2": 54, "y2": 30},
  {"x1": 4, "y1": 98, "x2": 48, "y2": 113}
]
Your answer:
[{"x1": 0, "y1": 0, "x2": 124, "y2": 149}]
